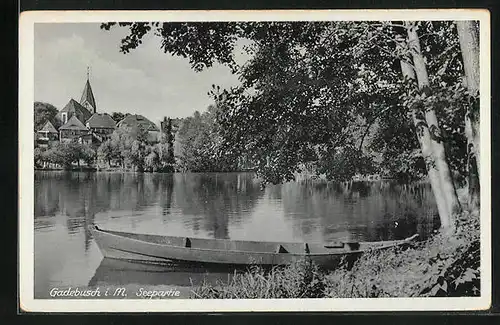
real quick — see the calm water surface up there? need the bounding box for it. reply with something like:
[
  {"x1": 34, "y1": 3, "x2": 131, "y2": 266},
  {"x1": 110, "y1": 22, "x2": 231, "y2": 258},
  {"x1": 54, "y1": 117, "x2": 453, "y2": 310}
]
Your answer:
[{"x1": 34, "y1": 171, "x2": 439, "y2": 298}]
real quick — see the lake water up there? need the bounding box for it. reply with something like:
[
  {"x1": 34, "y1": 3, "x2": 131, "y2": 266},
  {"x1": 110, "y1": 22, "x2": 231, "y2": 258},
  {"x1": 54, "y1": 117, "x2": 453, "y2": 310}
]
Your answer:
[{"x1": 34, "y1": 171, "x2": 439, "y2": 298}]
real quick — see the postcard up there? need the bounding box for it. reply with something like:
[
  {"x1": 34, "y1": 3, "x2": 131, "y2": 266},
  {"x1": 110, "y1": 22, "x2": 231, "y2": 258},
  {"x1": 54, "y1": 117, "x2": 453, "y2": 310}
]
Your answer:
[{"x1": 19, "y1": 9, "x2": 491, "y2": 312}]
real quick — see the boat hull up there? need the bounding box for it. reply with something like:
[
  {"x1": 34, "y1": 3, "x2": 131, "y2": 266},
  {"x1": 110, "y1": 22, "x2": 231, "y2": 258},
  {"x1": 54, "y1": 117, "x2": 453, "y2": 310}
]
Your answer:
[{"x1": 89, "y1": 225, "x2": 417, "y2": 269}]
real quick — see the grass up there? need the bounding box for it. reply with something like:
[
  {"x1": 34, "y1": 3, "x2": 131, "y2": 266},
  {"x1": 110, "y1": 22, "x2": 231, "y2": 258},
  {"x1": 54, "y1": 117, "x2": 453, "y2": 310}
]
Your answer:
[{"x1": 191, "y1": 208, "x2": 480, "y2": 299}]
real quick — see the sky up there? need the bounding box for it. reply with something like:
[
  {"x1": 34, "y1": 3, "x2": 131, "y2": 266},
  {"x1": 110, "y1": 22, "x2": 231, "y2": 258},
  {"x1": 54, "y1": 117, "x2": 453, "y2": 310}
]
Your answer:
[{"x1": 34, "y1": 23, "x2": 247, "y2": 123}]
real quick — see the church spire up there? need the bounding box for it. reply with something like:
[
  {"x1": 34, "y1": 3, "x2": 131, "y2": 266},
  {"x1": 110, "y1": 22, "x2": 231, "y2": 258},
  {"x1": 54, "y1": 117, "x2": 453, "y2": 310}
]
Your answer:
[{"x1": 80, "y1": 67, "x2": 96, "y2": 114}]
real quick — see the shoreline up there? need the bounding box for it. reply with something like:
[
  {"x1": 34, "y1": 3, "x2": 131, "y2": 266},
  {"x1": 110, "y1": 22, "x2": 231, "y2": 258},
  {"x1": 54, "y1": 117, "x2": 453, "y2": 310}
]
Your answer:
[
  {"x1": 192, "y1": 209, "x2": 480, "y2": 299},
  {"x1": 34, "y1": 168, "x2": 429, "y2": 184}
]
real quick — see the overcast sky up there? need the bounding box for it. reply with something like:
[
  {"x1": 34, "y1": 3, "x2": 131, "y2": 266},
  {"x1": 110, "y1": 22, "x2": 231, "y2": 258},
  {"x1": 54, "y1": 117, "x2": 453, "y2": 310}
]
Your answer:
[{"x1": 34, "y1": 23, "x2": 245, "y2": 123}]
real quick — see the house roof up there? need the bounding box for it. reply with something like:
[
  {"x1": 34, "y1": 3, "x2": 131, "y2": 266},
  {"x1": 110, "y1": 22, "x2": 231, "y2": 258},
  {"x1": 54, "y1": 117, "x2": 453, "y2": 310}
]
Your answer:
[
  {"x1": 80, "y1": 79, "x2": 97, "y2": 111},
  {"x1": 59, "y1": 115, "x2": 89, "y2": 131},
  {"x1": 58, "y1": 99, "x2": 92, "y2": 123},
  {"x1": 116, "y1": 114, "x2": 160, "y2": 132},
  {"x1": 37, "y1": 120, "x2": 58, "y2": 133},
  {"x1": 86, "y1": 113, "x2": 116, "y2": 129}
]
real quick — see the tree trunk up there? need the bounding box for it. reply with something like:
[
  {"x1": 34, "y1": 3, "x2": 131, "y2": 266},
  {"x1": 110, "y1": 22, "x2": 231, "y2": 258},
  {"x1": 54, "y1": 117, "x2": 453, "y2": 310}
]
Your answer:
[
  {"x1": 456, "y1": 20, "x2": 481, "y2": 210},
  {"x1": 406, "y1": 22, "x2": 462, "y2": 228},
  {"x1": 400, "y1": 59, "x2": 451, "y2": 230}
]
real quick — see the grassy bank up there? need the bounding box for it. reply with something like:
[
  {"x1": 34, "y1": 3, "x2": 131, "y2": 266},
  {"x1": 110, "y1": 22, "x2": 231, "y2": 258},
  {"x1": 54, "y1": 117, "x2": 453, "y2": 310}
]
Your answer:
[{"x1": 192, "y1": 209, "x2": 480, "y2": 299}]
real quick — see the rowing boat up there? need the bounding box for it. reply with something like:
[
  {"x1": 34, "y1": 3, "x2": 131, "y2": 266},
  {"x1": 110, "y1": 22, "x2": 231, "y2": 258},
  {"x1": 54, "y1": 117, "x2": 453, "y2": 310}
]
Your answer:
[{"x1": 89, "y1": 224, "x2": 418, "y2": 269}]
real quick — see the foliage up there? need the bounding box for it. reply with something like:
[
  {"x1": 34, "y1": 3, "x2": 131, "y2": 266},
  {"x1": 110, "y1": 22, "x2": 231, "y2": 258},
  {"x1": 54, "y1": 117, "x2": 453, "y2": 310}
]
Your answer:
[
  {"x1": 34, "y1": 102, "x2": 60, "y2": 131},
  {"x1": 175, "y1": 106, "x2": 239, "y2": 172},
  {"x1": 101, "y1": 21, "x2": 471, "y2": 184},
  {"x1": 159, "y1": 117, "x2": 176, "y2": 171},
  {"x1": 97, "y1": 139, "x2": 117, "y2": 166},
  {"x1": 80, "y1": 144, "x2": 97, "y2": 166},
  {"x1": 192, "y1": 260, "x2": 325, "y2": 299},
  {"x1": 110, "y1": 112, "x2": 130, "y2": 122},
  {"x1": 96, "y1": 125, "x2": 175, "y2": 172},
  {"x1": 316, "y1": 145, "x2": 376, "y2": 182},
  {"x1": 34, "y1": 147, "x2": 45, "y2": 168},
  {"x1": 37, "y1": 141, "x2": 96, "y2": 169}
]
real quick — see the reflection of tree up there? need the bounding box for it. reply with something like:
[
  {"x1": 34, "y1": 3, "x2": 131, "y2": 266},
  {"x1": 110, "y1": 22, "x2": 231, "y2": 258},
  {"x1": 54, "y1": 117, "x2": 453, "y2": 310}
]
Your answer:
[
  {"x1": 36, "y1": 171, "x2": 439, "y2": 246},
  {"x1": 36, "y1": 171, "x2": 264, "y2": 242},
  {"x1": 158, "y1": 173, "x2": 174, "y2": 216},
  {"x1": 173, "y1": 173, "x2": 263, "y2": 239},
  {"x1": 273, "y1": 179, "x2": 438, "y2": 242},
  {"x1": 34, "y1": 172, "x2": 98, "y2": 250},
  {"x1": 369, "y1": 182, "x2": 440, "y2": 241},
  {"x1": 34, "y1": 172, "x2": 61, "y2": 218}
]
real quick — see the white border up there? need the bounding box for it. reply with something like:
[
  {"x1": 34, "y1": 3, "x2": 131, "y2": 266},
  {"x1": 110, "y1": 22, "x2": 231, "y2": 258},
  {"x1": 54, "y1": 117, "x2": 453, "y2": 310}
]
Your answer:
[{"x1": 19, "y1": 9, "x2": 491, "y2": 313}]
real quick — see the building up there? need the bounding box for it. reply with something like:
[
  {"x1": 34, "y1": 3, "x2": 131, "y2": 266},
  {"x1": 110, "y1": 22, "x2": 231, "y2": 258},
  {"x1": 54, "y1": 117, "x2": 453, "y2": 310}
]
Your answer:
[
  {"x1": 86, "y1": 113, "x2": 116, "y2": 141},
  {"x1": 56, "y1": 99, "x2": 92, "y2": 126},
  {"x1": 79, "y1": 78, "x2": 97, "y2": 114},
  {"x1": 59, "y1": 115, "x2": 93, "y2": 144},
  {"x1": 35, "y1": 120, "x2": 59, "y2": 147},
  {"x1": 35, "y1": 69, "x2": 165, "y2": 148},
  {"x1": 52, "y1": 71, "x2": 116, "y2": 145},
  {"x1": 116, "y1": 114, "x2": 160, "y2": 143}
]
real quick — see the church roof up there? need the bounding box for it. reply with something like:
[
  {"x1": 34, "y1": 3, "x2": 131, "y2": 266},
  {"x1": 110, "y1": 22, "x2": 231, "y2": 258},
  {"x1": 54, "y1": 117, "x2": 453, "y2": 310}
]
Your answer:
[
  {"x1": 59, "y1": 99, "x2": 92, "y2": 123},
  {"x1": 86, "y1": 113, "x2": 116, "y2": 129},
  {"x1": 59, "y1": 115, "x2": 89, "y2": 131},
  {"x1": 37, "y1": 120, "x2": 58, "y2": 133},
  {"x1": 80, "y1": 79, "x2": 97, "y2": 110},
  {"x1": 116, "y1": 114, "x2": 160, "y2": 132}
]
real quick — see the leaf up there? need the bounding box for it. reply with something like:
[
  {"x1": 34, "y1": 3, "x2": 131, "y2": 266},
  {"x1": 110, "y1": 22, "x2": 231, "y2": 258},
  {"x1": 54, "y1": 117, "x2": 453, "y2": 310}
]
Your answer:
[
  {"x1": 429, "y1": 284, "x2": 441, "y2": 296},
  {"x1": 441, "y1": 280, "x2": 448, "y2": 292}
]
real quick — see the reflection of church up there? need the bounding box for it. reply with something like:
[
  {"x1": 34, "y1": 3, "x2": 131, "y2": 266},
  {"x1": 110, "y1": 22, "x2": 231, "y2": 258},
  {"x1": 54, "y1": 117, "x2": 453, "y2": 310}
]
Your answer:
[{"x1": 36, "y1": 69, "x2": 117, "y2": 147}]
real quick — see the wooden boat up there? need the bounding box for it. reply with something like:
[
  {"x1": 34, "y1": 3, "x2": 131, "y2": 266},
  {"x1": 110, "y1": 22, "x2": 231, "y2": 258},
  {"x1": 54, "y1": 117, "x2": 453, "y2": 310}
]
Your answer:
[{"x1": 89, "y1": 224, "x2": 418, "y2": 269}]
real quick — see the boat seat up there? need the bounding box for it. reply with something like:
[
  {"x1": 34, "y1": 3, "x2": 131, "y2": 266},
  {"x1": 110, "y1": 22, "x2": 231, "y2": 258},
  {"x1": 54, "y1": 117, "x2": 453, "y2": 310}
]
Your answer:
[
  {"x1": 345, "y1": 242, "x2": 360, "y2": 250},
  {"x1": 275, "y1": 244, "x2": 288, "y2": 253},
  {"x1": 324, "y1": 242, "x2": 345, "y2": 249},
  {"x1": 184, "y1": 237, "x2": 192, "y2": 248}
]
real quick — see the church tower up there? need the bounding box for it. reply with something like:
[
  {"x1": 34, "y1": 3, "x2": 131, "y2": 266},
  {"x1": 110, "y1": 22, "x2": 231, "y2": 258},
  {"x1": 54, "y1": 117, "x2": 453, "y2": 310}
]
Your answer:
[{"x1": 80, "y1": 67, "x2": 97, "y2": 114}]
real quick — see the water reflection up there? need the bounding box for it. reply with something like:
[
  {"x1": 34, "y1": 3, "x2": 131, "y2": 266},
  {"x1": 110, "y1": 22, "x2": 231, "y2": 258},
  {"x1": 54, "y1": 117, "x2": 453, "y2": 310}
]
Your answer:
[
  {"x1": 172, "y1": 173, "x2": 264, "y2": 238},
  {"x1": 34, "y1": 171, "x2": 439, "y2": 298},
  {"x1": 272, "y1": 180, "x2": 438, "y2": 242},
  {"x1": 88, "y1": 258, "x2": 234, "y2": 288}
]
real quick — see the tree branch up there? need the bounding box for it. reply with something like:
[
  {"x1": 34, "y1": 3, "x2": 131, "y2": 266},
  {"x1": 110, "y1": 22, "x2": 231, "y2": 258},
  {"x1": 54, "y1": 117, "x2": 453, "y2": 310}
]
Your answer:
[{"x1": 358, "y1": 105, "x2": 393, "y2": 151}]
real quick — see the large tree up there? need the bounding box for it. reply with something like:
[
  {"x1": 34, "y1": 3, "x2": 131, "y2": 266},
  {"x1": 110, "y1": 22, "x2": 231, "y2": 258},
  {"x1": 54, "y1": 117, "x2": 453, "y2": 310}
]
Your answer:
[
  {"x1": 34, "y1": 102, "x2": 60, "y2": 131},
  {"x1": 456, "y1": 20, "x2": 480, "y2": 210},
  {"x1": 102, "y1": 21, "x2": 474, "y2": 232}
]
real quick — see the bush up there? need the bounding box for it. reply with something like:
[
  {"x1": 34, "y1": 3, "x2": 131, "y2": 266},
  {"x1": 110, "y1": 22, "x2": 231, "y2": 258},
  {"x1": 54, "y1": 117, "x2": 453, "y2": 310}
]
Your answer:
[{"x1": 192, "y1": 260, "x2": 325, "y2": 299}]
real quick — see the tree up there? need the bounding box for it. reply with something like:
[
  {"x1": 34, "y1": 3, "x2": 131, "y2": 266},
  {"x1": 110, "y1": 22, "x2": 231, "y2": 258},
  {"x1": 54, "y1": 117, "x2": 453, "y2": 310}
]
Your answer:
[
  {"x1": 111, "y1": 112, "x2": 130, "y2": 122},
  {"x1": 127, "y1": 140, "x2": 146, "y2": 171},
  {"x1": 144, "y1": 148, "x2": 160, "y2": 172},
  {"x1": 34, "y1": 147, "x2": 45, "y2": 168},
  {"x1": 158, "y1": 116, "x2": 176, "y2": 171},
  {"x1": 109, "y1": 127, "x2": 135, "y2": 167},
  {"x1": 164, "y1": 117, "x2": 175, "y2": 166},
  {"x1": 456, "y1": 20, "x2": 480, "y2": 210},
  {"x1": 176, "y1": 111, "x2": 206, "y2": 171},
  {"x1": 97, "y1": 139, "x2": 115, "y2": 167},
  {"x1": 102, "y1": 21, "x2": 472, "y2": 232},
  {"x1": 34, "y1": 102, "x2": 60, "y2": 131},
  {"x1": 174, "y1": 106, "x2": 239, "y2": 172},
  {"x1": 81, "y1": 144, "x2": 97, "y2": 167},
  {"x1": 402, "y1": 21, "x2": 461, "y2": 231},
  {"x1": 38, "y1": 142, "x2": 87, "y2": 169}
]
